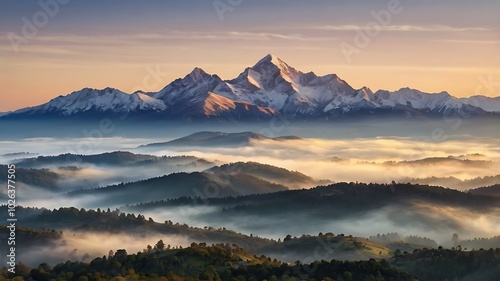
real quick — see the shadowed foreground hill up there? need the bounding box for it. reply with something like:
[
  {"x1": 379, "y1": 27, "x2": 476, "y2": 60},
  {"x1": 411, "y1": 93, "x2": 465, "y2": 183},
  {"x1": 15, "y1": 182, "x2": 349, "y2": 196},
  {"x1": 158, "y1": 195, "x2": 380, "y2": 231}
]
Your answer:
[
  {"x1": 1, "y1": 243, "x2": 418, "y2": 281},
  {"x1": 393, "y1": 247, "x2": 500, "y2": 281}
]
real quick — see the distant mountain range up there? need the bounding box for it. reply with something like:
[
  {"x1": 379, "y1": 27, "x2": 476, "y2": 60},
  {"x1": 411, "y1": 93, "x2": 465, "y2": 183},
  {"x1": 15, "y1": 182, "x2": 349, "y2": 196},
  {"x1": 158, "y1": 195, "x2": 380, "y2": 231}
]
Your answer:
[{"x1": 3, "y1": 54, "x2": 500, "y2": 120}]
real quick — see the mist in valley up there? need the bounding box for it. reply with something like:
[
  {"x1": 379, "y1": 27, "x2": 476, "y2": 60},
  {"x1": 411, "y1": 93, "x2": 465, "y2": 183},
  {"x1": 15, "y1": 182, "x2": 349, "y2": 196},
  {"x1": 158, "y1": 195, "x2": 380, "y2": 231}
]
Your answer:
[
  {"x1": 14, "y1": 231, "x2": 192, "y2": 267},
  {"x1": 126, "y1": 201, "x2": 500, "y2": 249},
  {"x1": 1, "y1": 119, "x2": 500, "y2": 268}
]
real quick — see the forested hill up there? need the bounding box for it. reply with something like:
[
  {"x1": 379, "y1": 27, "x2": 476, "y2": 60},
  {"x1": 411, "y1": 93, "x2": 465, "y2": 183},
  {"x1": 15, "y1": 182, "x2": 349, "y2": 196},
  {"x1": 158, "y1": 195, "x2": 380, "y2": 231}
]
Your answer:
[
  {"x1": 127, "y1": 182, "x2": 500, "y2": 215},
  {"x1": 1, "y1": 243, "x2": 419, "y2": 281}
]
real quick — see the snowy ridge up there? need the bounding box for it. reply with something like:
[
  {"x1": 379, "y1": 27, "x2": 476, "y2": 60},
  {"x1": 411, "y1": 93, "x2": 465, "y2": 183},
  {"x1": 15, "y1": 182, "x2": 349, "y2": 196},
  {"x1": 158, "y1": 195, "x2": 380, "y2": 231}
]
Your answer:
[
  {"x1": 5, "y1": 54, "x2": 500, "y2": 119},
  {"x1": 12, "y1": 88, "x2": 166, "y2": 116},
  {"x1": 460, "y1": 96, "x2": 500, "y2": 113}
]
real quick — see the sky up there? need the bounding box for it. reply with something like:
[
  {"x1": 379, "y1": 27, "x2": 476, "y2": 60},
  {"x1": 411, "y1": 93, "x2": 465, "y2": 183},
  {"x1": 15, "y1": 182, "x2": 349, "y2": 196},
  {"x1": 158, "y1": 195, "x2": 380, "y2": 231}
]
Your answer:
[{"x1": 1, "y1": 0, "x2": 499, "y2": 112}]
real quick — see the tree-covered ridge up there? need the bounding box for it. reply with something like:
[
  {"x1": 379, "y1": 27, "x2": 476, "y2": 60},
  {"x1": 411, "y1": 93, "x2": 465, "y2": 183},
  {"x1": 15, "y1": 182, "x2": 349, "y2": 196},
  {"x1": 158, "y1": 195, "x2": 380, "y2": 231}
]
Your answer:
[
  {"x1": 382, "y1": 156, "x2": 494, "y2": 167},
  {"x1": 1, "y1": 243, "x2": 418, "y2": 281},
  {"x1": 392, "y1": 247, "x2": 500, "y2": 281},
  {"x1": 15, "y1": 151, "x2": 213, "y2": 168},
  {"x1": 459, "y1": 236, "x2": 500, "y2": 250},
  {"x1": 0, "y1": 165, "x2": 61, "y2": 191},
  {"x1": 254, "y1": 232, "x2": 393, "y2": 263},
  {"x1": 7, "y1": 207, "x2": 274, "y2": 250},
  {"x1": 368, "y1": 233, "x2": 438, "y2": 251},
  {"x1": 406, "y1": 175, "x2": 500, "y2": 191},
  {"x1": 5, "y1": 207, "x2": 395, "y2": 262},
  {"x1": 205, "y1": 161, "x2": 326, "y2": 188},
  {"x1": 0, "y1": 206, "x2": 44, "y2": 221},
  {"x1": 126, "y1": 182, "x2": 500, "y2": 216},
  {"x1": 67, "y1": 172, "x2": 288, "y2": 206},
  {"x1": 469, "y1": 184, "x2": 500, "y2": 197},
  {"x1": 0, "y1": 225, "x2": 62, "y2": 248}
]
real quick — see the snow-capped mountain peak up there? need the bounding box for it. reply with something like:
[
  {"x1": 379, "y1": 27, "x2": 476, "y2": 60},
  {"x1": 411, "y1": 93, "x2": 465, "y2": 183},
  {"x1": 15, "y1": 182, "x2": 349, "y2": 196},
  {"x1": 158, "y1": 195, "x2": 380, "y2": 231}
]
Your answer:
[
  {"x1": 250, "y1": 53, "x2": 301, "y2": 85},
  {"x1": 254, "y1": 54, "x2": 294, "y2": 71},
  {"x1": 187, "y1": 67, "x2": 217, "y2": 83},
  {"x1": 4, "y1": 54, "x2": 500, "y2": 119},
  {"x1": 153, "y1": 67, "x2": 225, "y2": 105}
]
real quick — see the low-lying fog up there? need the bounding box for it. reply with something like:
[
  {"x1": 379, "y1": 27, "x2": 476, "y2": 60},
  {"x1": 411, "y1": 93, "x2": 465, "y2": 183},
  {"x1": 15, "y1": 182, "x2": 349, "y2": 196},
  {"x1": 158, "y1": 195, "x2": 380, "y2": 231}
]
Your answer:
[
  {"x1": 130, "y1": 203, "x2": 500, "y2": 248},
  {"x1": 1, "y1": 119, "x2": 499, "y2": 266},
  {"x1": 18, "y1": 231, "x2": 191, "y2": 267},
  {"x1": 146, "y1": 137, "x2": 500, "y2": 183},
  {"x1": 2, "y1": 134, "x2": 499, "y2": 187}
]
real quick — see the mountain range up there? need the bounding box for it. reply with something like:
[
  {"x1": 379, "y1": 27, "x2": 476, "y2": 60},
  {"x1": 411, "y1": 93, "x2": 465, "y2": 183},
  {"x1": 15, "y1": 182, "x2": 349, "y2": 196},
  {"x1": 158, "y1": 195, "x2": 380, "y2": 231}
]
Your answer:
[{"x1": 3, "y1": 54, "x2": 500, "y2": 120}]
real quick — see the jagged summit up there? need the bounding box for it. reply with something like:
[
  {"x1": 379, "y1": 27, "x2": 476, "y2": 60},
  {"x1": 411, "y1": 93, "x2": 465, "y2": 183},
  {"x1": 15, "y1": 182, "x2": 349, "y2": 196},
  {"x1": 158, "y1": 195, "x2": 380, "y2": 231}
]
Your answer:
[
  {"x1": 259, "y1": 53, "x2": 279, "y2": 63},
  {"x1": 254, "y1": 54, "x2": 289, "y2": 68},
  {"x1": 4, "y1": 54, "x2": 499, "y2": 119},
  {"x1": 251, "y1": 54, "x2": 300, "y2": 80},
  {"x1": 187, "y1": 67, "x2": 214, "y2": 82}
]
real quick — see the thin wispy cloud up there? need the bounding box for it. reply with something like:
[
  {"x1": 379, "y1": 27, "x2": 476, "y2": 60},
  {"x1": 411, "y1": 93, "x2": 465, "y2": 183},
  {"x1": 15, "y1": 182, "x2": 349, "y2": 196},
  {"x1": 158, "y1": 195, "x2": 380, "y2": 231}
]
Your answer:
[
  {"x1": 316, "y1": 25, "x2": 492, "y2": 32},
  {"x1": 0, "y1": 30, "x2": 325, "y2": 48},
  {"x1": 0, "y1": 45, "x2": 77, "y2": 55},
  {"x1": 431, "y1": 39, "x2": 500, "y2": 45}
]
